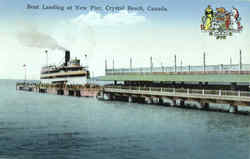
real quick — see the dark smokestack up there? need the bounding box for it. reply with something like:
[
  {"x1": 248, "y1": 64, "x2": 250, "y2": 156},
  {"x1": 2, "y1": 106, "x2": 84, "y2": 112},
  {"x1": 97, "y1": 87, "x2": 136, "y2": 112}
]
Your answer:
[{"x1": 65, "y1": 50, "x2": 70, "y2": 66}]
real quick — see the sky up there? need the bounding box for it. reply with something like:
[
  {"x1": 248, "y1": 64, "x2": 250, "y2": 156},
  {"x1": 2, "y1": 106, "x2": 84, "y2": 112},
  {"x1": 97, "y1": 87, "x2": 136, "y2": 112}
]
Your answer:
[{"x1": 0, "y1": 0, "x2": 250, "y2": 79}]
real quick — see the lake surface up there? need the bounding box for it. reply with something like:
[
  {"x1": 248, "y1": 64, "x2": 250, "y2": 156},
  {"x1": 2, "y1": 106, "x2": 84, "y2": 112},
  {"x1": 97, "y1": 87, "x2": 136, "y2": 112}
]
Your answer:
[{"x1": 0, "y1": 80, "x2": 250, "y2": 159}]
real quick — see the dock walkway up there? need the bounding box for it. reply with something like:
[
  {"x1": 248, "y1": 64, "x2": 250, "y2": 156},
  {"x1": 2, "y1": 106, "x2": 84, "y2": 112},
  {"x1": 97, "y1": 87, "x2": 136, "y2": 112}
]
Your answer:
[{"x1": 100, "y1": 86, "x2": 250, "y2": 113}]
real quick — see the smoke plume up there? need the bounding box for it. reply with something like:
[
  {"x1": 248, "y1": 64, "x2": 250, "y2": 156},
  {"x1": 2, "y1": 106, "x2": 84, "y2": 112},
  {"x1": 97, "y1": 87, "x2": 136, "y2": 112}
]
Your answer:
[{"x1": 17, "y1": 28, "x2": 65, "y2": 51}]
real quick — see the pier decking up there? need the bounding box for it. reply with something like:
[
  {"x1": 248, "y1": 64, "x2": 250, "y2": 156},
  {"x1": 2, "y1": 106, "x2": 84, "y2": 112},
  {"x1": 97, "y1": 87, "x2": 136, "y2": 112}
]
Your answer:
[
  {"x1": 16, "y1": 82, "x2": 100, "y2": 97},
  {"x1": 99, "y1": 86, "x2": 250, "y2": 113}
]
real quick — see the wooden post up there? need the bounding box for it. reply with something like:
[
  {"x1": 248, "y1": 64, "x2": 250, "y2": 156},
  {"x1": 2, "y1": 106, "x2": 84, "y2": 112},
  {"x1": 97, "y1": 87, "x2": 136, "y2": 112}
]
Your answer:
[
  {"x1": 180, "y1": 60, "x2": 183, "y2": 72},
  {"x1": 150, "y1": 56, "x2": 153, "y2": 73},
  {"x1": 221, "y1": 64, "x2": 224, "y2": 72},
  {"x1": 203, "y1": 52, "x2": 206, "y2": 72},
  {"x1": 229, "y1": 105, "x2": 238, "y2": 113},
  {"x1": 145, "y1": 97, "x2": 152, "y2": 104},
  {"x1": 130, "y1": 57, "x2": 132, "y2": 72},
  {"x1": 239, "y1": 49, "x2": 242, "y2": 72},
  {"x1": 128, "y1": 96, "x2": 133, "y2": 103},
  {"x1": 161, "y1": 63, "x2": 164, "y2": 72},
  {"x1": 174, "y1": 54, "x2": 177, "y2": 72},
  {"x1": 112, "y1": 58, "x2": 115, "y2": 74},
  {"x1": 172, "y1": 99, "x2": 176, "y2": 107},
  {"x1": 105, "y1": 59, "x2": 107, "y2": 75}
]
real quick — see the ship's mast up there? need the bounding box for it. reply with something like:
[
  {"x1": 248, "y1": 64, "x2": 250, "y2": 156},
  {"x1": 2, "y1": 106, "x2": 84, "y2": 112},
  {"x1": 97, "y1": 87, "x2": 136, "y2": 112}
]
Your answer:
[
  {"x1": 23, "y1": 64, "x2": 27, "y2": 82},
  {"x1": 45, "y1": 50, "x2": 48, "y2": 68},
  {"x1": 84, "y1": 54, "x2": 88, "y2": 68}
]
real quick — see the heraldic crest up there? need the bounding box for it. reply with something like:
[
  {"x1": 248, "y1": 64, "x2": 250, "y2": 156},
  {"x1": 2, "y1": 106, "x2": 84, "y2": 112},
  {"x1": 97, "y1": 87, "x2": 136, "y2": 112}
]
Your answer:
[{"x1": 201, "y1": 5, "x2": 243, "y2": 39}]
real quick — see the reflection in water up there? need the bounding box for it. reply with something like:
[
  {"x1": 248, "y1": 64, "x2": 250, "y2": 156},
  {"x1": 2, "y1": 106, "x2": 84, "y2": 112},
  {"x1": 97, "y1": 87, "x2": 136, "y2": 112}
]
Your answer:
[{"x1": 206, "y1": 113, "x2": 250, "y2": 131}]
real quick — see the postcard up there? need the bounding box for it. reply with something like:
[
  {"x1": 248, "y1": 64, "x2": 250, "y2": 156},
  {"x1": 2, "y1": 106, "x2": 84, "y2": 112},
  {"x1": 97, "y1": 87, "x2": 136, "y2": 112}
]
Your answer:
[{"x1": 0, "y1": 0, "x2": 250, "y2": 159}]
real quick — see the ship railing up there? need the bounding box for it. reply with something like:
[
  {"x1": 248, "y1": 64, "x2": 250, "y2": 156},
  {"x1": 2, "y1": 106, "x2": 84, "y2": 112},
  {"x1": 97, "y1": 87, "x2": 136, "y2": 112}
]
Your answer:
[{"x1": 104, "y1": 85, "x2": 250, "y2": 98}]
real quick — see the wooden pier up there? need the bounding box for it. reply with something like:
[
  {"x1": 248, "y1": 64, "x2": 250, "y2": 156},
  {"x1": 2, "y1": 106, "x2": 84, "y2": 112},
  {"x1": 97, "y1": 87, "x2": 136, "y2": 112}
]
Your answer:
[
  {"x1": 16, "y1": 82, "x2": 100, "y2": 97},
  {"x1": 96, "y1": 54, "x2": 250, "y2": 114},
  {"x1": 98, "y1": 86, "x2": 250, "y2": 113}
]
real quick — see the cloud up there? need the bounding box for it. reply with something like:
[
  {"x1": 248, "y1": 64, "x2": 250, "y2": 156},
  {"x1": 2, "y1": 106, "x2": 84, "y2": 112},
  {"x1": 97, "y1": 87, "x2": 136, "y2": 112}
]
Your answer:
[{"x1": 72, "y1": 10, "x2": 147, "y2": 27}]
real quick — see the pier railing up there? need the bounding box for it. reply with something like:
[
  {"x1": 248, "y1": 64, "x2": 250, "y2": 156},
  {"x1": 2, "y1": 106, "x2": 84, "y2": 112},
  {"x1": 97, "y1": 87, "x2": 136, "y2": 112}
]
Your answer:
[
  {"x1": 106, "y1": 64, "x2": 250, "y2": 75},
  {"x1": 104, "y1": 85, "x2": 250, "y2": 98}
]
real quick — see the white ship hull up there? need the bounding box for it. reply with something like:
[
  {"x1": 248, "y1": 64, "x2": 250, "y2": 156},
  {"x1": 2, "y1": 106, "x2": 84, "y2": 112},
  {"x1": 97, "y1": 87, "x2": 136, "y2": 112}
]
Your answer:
[{"x1": 41, "y1": 76, "x2": 88, "y2": 85}]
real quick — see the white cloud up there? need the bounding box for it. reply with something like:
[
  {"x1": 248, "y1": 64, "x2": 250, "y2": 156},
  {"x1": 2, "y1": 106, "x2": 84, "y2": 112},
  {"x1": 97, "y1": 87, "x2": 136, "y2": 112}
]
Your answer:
[{"x1": 72, "y1": 11, "x2": 147, "y2": 27}]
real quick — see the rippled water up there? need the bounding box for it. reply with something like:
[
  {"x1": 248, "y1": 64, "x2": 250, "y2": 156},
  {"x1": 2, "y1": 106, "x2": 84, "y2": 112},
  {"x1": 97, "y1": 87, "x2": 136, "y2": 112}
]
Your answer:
[{"x1": 0, "y1": 80, "x2": 250, "y2": 159}]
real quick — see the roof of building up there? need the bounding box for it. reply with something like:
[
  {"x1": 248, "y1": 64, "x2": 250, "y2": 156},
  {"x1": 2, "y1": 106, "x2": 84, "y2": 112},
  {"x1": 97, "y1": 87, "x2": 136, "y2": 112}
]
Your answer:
[{"x1": 98, "y1": 74, "x2": 250, "y2": 83}]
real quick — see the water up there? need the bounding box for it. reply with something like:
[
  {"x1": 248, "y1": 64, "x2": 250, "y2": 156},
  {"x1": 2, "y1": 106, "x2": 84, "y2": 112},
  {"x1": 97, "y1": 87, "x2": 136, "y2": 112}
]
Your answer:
[{"x1": 0, "y1": 80, "x2": 250, "y2": 159}]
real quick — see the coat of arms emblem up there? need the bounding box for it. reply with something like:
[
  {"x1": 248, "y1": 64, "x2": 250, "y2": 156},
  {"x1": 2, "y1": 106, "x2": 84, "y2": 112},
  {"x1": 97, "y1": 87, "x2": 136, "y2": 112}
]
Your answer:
[{"x1": 201, "y1": 5, "x2": 243, "y2": 39}]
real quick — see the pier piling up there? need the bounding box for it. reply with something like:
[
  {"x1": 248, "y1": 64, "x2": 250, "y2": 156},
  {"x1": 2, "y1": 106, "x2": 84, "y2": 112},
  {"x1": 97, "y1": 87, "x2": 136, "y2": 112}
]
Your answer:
[
  {"x1": 145, "y1": 97, "x2": 152, "y2": 104},
  {"x1": 229, "y1": 105, "x2": 238, "y2": 113},
  {"x1": 128, "y1": 96, "x2": 133, "y2": 103},
  {"x1": 57, "y1": 89, "x2": 64, "y2": 95}
]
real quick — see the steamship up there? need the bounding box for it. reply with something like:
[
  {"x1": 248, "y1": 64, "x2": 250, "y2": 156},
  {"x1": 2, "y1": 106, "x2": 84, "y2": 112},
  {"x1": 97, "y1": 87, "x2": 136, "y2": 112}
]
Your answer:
[{"x1": 40, "y1": 50, "x2": 90, "y2": 85}]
